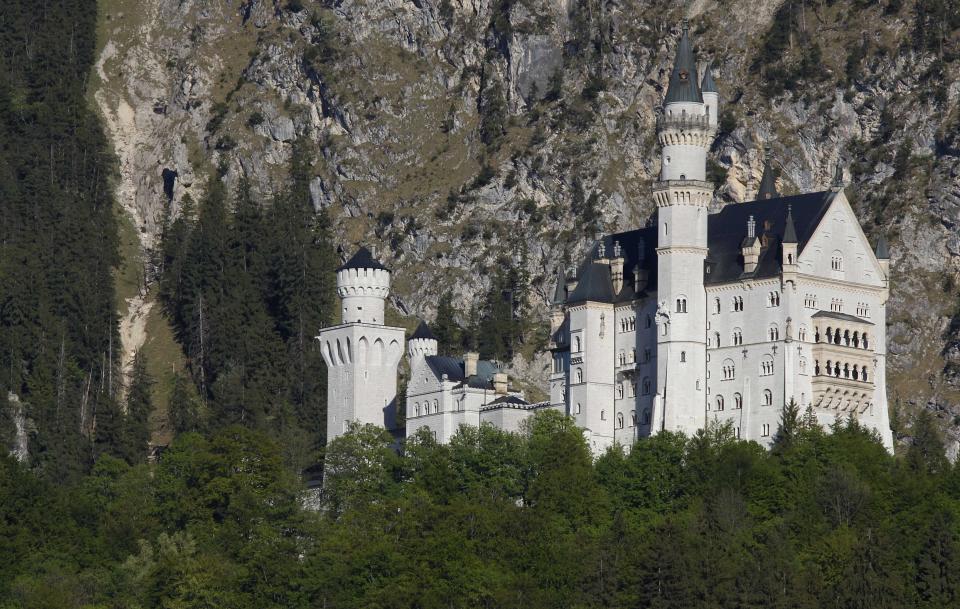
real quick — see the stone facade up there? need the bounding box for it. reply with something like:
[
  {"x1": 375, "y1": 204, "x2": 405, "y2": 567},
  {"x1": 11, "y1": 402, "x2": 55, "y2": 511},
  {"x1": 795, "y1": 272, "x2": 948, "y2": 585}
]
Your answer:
[{"x1": 549, "y1": 23, "x2": 893, "y2": 454}]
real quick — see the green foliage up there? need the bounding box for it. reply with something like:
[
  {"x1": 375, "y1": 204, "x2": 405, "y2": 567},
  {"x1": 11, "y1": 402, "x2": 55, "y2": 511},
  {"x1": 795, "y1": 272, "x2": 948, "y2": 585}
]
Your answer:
[
  {"x1": 4, "y1": 413, "x2": 960, "y2": 608},
  {"x1": 157, "y1": 139, "x2": 337, "y2": 466},
  {"x1": 432, "y1": 291, "x2": 462, "y2": 355},
  {"x1": 0, "y1": 0, "x2": 120, "y2": 482}
]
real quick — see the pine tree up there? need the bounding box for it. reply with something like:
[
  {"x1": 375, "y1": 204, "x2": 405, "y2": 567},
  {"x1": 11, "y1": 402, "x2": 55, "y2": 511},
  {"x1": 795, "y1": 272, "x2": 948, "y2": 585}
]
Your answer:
[
  {"x1": 124, "y1": 351, "x2": 153, "y2": 462},
  {"x1": 432, "y1": 291, "x2": 461, "y2": 355}
]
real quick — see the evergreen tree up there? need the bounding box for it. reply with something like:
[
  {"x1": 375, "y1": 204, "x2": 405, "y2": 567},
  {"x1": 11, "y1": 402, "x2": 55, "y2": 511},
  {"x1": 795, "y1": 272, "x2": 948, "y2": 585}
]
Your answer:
[
  {"x1": 124, "y1": 351, "x2": 153, "y2": 462},
  {"x1": 433, "y1": 291, "x2": 461, "y2": 355}
]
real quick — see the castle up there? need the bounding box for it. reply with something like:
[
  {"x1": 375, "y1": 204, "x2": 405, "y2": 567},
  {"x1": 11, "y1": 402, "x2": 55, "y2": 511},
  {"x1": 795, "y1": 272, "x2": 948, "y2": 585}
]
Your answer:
[{"x1": 319, "y1": 22, "x2": 894, "y2": 453}]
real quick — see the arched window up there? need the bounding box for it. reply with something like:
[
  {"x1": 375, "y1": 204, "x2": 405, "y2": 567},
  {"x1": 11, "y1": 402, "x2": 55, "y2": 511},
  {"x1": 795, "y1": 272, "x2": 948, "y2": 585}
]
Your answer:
[
  {"x1": 722, "y1": 359, "x2": 736, "y2": 380},
  {"x1": 434, "y1": 399, "x2": 439, "y2": 413},
  {"x1": 574, "y1": 403, "x2": 582, "y2": 415},
  {"x1": 415, "y1": 402, "x2": 421, "y2": 416},
  {"x1": 642, "y1": 377, "x2": 651, "y2": 395},
  {"x1": 831, "y1": 251, "x2": 844, "y2": 271},
  {"x1": 732, "y1": 328, "x2": 743, "y2": 346},
  {"x1": 769, "y1": 324, "x2": 779, "y2": 341},
  {"x1": 799, "y1": 326, "x2": 807, "y2": 341},
  {"x1": 716, "y1": 395, "x2": 725, "y2": 411},
  {"x1": 763, "y1": 389, "x2": 773, "y2": 406},
  {"x1": 574, "y1": 336, "x2": 582, "y2": 352},
  {"x1": 760, "y1": 355, "x2": 774, "y2": 376},
  {"x1": 630, "y1": 410, "x2": 636, "y2": 426},
  {"x1": 734, "y1": 393, "x2": 742, "y2": 409},
  {"x1": 680, "y1": 351, "x2": 687, "y2": 363},
  {"x1": 714, "y1": 331, "x2": 721, "y2": 347},
  {"x1": 616, "y1": 412, "x2": 624, "y2": 429},
  {"x1": 642, "y1": 409, "x2": 651, "y2": 425},
  {"x1": 799, "y1": 358, "x2": 807, "y2": 375},
  {"x1": 576, "y1": 368, "x2": 583, "y2": 384},
  {"x1": 601, "y1": 410, "x2": 607, "y2": 421},
  {"x1": 676, "y1": 297, "x2": 687, "y2": 313},
  {"x1": 645, "y1": 315, "x2": 652, "y2": 329},
  {"x1": 713, "y1": 297, "x2": 721, "y2": 314},
  {"x1": 616, "y1": 384, "x2": 624, "y2": 399}
]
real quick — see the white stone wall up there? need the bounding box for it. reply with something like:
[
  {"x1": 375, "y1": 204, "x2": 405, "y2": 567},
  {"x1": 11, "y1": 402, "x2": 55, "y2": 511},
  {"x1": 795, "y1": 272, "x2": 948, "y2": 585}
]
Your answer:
[
  {"x1": 337, "y1": 267, "x2": 391, "y2": 324},
  {"x1": 567, "y1": 301, "x2": 617, "y2": 453},
  {"x1": 319, "y1": 322, "x2": 404, "y2": 443}
]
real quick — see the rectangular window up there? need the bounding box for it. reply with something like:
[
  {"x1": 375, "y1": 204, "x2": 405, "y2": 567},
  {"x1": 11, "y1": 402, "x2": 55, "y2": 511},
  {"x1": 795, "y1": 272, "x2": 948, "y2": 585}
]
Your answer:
[{"x1": 761, "y1": 423, "x2": 770, "y2": 437}]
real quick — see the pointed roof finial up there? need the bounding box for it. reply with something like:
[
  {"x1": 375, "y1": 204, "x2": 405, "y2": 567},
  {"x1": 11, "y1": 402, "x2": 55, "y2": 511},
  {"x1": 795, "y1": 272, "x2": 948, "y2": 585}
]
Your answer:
[
  {"x1": 783, "y1": 205, "x2": 798, "y2": 244},
  {"x1": 875, "y1": 233, "x2": 890, "y2": 260},
  {"x1": 747, "y1": 215, "x2": 756, "y2": 240},
  {"x1": 758, "y1": 147, "x2": 778, "y2": 200},
  {"x1": 664, "y1": 20, "x2": 703, "y2": 105},
  {"x1": 831, "y1": 159, "x2": 845, "y2": 191}
]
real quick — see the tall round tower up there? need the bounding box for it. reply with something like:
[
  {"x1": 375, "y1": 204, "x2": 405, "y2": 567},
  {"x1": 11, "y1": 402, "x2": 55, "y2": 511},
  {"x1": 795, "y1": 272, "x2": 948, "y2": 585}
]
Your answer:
[
  {"x1": 319, "y1": 246, "x2": 405, "y2": 443},
  {"x1": 653, "y1": 20, "x2": 718, "y2": 436}
]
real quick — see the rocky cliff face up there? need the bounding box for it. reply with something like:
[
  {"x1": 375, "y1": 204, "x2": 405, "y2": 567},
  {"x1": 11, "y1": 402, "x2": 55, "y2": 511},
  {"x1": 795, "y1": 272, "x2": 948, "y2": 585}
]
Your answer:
[{"x1": 93, "y1": 0, "x2": 960, "y2": 448}]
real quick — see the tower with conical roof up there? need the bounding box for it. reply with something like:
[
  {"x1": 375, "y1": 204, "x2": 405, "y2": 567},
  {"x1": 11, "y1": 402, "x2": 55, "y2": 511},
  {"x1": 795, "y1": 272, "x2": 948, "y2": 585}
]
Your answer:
[
  {"x1": 318, "y1": 246, "x2": 405, "y2": 443},
  {"x1": 651, "y1": 20, "x2": 718, "y2": 435}
]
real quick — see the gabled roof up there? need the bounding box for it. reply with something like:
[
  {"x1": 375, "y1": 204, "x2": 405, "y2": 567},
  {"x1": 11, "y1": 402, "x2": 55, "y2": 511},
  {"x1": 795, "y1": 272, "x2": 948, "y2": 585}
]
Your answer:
[
  {"x1": 664, "y1": 21, "x2": 703, "y2": 105},
  {"x1": 411, "y1": 321, "x2": 437, "y2": 341},
  {"x1": 704, "y1": 191, "x2": 836, "y2": 284},
  {"x1": 568, "y1": 191, "x2": 838, "y2": 301},
  {"x1": 337, "y1": 246, "x2": 389, "y2": 272}
]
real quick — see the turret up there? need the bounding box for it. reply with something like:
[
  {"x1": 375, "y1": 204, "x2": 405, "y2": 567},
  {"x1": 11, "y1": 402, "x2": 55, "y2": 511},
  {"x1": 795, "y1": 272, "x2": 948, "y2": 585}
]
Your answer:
[
  {"x1": 319, "y1": 246, "x2": 405, "y2": 444},
  {"x1": 701, "y1": 63, "x2": 718, "y2": 128},
  {"x1": 652, "y1": 20, "x2": 715, "y2": 437},
  {"x1": 336, "y1": 246, "x2": 390, "y2": 325},
  {"x1": 610, "y1": 241, "x2": 625, "y2": 294},
  {"x1": 408, "y1": 321, "x2": 438, "y2": 359},
  {"x1": 550, "y1": 269, "x2": 567, "y2": 334},
  {"x1": 782, "y1": 206, "x2": 798, "y2": 268},
  {"x1": 875, "y1": 233, "x2": 890, "y2": 284}
]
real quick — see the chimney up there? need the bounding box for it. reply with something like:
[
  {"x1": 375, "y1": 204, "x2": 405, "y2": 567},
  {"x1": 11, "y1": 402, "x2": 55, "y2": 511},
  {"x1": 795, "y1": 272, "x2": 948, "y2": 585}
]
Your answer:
[
  {"x1": 464, "y1": 352, "x2": 479, "y2": 377},
  {"x1": 493, "y1": 372, "x2": 508, "y2": 395},
  {"x1": 742, "y1": 215, "x2": 760, "y2": 274},
  {"x1": 610, "y1": 240, "x2": 624, "y2": 294}
]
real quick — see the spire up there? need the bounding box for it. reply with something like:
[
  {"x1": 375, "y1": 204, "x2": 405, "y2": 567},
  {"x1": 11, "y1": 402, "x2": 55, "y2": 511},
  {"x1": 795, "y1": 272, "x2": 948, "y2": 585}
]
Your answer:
[
  {"x1": 875, "y1": 233, "x2": 890, "y2": 260},
  {"x1": 664, "y1": 19, "x2": 703, "y2": 105},
  {"x1": 831, "y1": 159, "x2": 845, "y2": 191},
  {"x1": 701, "y1": 62, "x2": 717, "y2": 94},
  {"x1": 551, "y1": 269, "x2": 567, "y2": 305},
  {"x1": 783, "y1": 205, "x2": 798, "y2": 244},
  {"x1": 747, "y1": 215, "x2": 756, "y2": 240},
  {"x1": 758, "y1": 148, "x2": 778, "y2": 200}
]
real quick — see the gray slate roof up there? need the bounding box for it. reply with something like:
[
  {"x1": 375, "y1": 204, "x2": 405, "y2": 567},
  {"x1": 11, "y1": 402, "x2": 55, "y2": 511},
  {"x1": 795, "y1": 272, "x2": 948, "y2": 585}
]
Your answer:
[
  {"x1": 701, "y1": 63, "x2": 717, "y2": 93},
  {"x1": 425, "y1": 355, "x2": 499, "y2": 389},
  {"x1": 875, "y1": 234, "x2": 890, "y2": 259},
  {"x1": 811, "y1": 311, "x2": 874, "y2": 326},
  {"x1": 664, "y1": 22, "x2": 703, "y2": 105},
  {"x1": 337, "y1": 246, "x2": 389, "y2": 272},
  {"x1": 758, "y1": 156, "x2": 778, "y2": 199},
  {"x1": 568, "y1": 190, "x2": 838, "y2": 304},
  {"x1": 411, "y1": 321, "x2": 437, "y2": 341}
]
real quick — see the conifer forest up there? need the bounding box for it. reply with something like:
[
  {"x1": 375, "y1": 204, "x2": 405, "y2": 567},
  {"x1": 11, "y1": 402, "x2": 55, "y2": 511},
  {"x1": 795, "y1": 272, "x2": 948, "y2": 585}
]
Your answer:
[{"x1": 3, "y1": 0, "x2": 960, "y2": 607}]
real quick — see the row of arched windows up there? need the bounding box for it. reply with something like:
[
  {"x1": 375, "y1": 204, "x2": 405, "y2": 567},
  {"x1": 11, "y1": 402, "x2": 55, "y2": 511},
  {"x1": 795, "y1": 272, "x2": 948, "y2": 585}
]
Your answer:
[
  {"x1": 711, "y1": 391, "x2": 774, "y2": 410},
  {"x1": 815, "y1": 326, "x2": 870, "y2": 349},
  {"x1": 620, "y1": 317, "x2": 636, "y2": 332},
  {"x1": 855, "y1": 302, "x2": 871, "y2": 317},
  {"x1": 768, "y1": 291, "x2": 781, "y2": 307},
  {"x1": 830, "y1": 298, "x2": 844, "y2": 312},
  {"x1": 815, "y1": 360, "x2": 870, "y2": 382},
  {"x1": 613, "y1": 409, "x2": 652, "y2": 428},
  {"x1": 413, "y1": 399, "x2": 441, "y2": 417}
]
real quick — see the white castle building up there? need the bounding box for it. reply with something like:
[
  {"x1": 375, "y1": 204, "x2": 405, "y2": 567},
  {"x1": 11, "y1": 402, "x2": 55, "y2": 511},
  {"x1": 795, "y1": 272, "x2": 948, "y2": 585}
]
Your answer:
[{"x1": 319, "y1": 22, "x2": 894, "y2": 453}]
